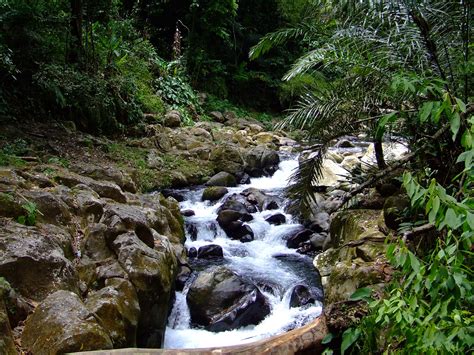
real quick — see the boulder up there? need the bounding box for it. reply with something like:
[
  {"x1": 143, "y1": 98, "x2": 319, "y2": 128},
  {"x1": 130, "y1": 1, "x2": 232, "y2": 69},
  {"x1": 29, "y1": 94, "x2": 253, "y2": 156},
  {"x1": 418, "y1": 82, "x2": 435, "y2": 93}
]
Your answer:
[
  {"x1": 85, "y1": 278, "x2": 140, "y2": 348},
  {"x1": 310, "y1": 233, "x2": 326, "y2": 250},
  {"x1": 287, "y1": 229, "x2": 313, "y2": 249},
  {"x1": 186, "y1": 266, "x2": 270, "y2": 331},
  {"x1": 206, "y1": 172, "x2": 236, "y2": 187},
  {"x1": 0, "y1": 221, "x2": 78, "y2": 301},
  {"x1": 101, "y1": 203, "x2": 156, "y2": 248},
  {"x1": 181, "y1": 209, "x2": 195, "y2": 217},
  {"x1": 308, "y1": 211, "x2": 330, "y2": 233},
  {"x1": 69, "y1": 162, "x2": 137, "y2": 193},
  {"x1": 290, "y1": 285, "x2": 316, "y2": 308},
  {"x1": 197, "y1": 244, "x2": 224, "y2": 259},
  {"x1": 22, "y1": 290, "x2": 113, "y2": 354},
  {"x1": 245, "y1": 146, "x2": 280, "y2": 177},
  {"x1": 222, "y1": 221, "x2": 254, "y2": 242},
  {"x1": 210, "y1": 146, "x2": 245, "y2": 175},
  {"x1": 341, "y1": 155, "x2": 361, "y2": 172},
  {"x1": 202, "y1": 186, "x2": 228, "y2": 201},
  {"x1": 0, "y1": 280, "x2": 16, "y2": 355},
  {"x1": 219, "y1": 194, "x2": 257, "y2": 214},
  {"x1": 335, "y1": 139, "x2": 355, "y2": 148},
  {"x1": 265, "y1": 213, "x2": 286, "y2": 225},
  {"x1": 55, "y1": 170, "x2": 127, "y2": 203},
  {"x1": 23, "y1": 190, "x2": 71, "y2": 225},
  {"x1": 81, "y1": 223, "x2": 114, "y2": 261},
  {"x1": 111, "y1": 231, "x2": 177, "y2": 347},
  {"x1": 188, "y1": 247, "x2": 197, "y2": 258},
  {"x1": 164, "y1": 110, "x2": 182, "y2": 128},
  {"x1": 209, "y1": 111, "x2": 225, "y2": 123}
]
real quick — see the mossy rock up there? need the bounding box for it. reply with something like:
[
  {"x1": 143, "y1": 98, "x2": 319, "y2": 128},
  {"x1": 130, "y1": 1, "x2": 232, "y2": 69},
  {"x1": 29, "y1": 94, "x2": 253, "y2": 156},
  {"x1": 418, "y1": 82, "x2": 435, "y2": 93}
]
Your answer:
[
  {"x1": 206, "y1": 171, "x2": 237, "y2": 187},
  {"x1": 202, "y1": 186, "x2": 228, "y2": 201},
  {"x1": 329, "y1": 209, "x2": 382, "y2": 248},
  {"x1": 22, "y1": 290, "x2": 113, "y2": 354},
  {"x1": 0, "y1": 192, "x2": 22, "y2": 219}
]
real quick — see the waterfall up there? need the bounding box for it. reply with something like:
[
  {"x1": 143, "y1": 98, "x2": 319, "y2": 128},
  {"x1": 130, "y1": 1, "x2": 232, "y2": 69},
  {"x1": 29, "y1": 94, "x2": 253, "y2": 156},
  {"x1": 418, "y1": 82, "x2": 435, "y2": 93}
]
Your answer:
[{"x1": 164, "y1": 155, "x2": 323, "y2": 349}]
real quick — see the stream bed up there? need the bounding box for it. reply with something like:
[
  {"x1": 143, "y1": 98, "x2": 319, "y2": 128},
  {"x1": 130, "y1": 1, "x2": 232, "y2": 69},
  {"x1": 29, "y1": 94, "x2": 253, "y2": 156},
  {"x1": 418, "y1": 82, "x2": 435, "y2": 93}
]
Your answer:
[{"x1": 163, "y1": 155, "x2": 324, "y2": 349}]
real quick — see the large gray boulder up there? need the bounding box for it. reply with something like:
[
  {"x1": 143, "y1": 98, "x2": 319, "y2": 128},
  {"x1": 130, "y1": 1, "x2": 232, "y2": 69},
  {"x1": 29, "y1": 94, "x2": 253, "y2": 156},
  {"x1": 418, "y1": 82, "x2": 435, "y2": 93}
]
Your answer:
[
  {"x1": 205, "y1": 172, "x2": 236, "y2": 187},
  {"x1": 186, "y1": 266, "x2": 270, "y2": 332},
  {"x1": 85, "y1": 278, "x2": 140, "y2": 347},
  {"x1": 22, "y1": 290, "x2": 113, "y2": 354},
  {"x1": 111, "y1": 231, "x2": 177, "y2": 347},
  {"x1": 245, "y1": 146, "x2": 280, "y2": 177},
  {"x1": 0, "y1": 221, "x2": 79, "y2": 301}
]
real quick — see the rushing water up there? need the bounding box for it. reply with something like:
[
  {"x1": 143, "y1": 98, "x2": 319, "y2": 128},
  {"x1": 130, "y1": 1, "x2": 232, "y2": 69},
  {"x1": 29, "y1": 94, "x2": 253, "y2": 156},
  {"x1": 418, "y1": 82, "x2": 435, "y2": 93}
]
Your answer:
[{"x1": 164, "y1": 156, "x2": 324, "y2": 349}]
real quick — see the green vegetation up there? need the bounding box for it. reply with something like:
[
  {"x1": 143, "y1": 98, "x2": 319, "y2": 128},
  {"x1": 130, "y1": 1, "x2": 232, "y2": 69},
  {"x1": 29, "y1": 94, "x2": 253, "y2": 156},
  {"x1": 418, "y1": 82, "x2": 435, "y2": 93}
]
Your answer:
[{"x1": 251, "y1": 0, "x2": 472, "y2": 353}]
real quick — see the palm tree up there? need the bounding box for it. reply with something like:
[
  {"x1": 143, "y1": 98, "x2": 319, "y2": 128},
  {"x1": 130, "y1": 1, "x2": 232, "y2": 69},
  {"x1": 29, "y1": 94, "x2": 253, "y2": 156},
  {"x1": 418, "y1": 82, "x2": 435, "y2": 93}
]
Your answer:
[{"x1": 250, "y1": 0, "x2": 472, "y2": 213}]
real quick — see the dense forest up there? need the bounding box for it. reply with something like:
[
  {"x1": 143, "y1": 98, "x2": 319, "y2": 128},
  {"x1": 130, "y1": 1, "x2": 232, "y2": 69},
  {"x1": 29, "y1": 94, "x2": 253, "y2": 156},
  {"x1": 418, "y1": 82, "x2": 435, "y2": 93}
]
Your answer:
[{"x1": 0, "y1": 0, "x2": 472, "y2": 354}]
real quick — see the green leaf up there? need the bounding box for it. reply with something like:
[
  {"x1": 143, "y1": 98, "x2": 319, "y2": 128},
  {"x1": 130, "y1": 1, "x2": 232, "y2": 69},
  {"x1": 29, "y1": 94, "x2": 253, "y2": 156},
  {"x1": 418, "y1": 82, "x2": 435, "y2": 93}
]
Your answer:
[
  {"x1": 461, "y1": 130, "x2": 473, "y2": 149},
  {"x1": 376, "y1": 112, "x2": 397, "y2": 140},
  {"x1": 341, "y1": 328, "x2": 361, "y2": 355},
  {"x1": 322, "y1": 333, "x2": 334, "y2": 344},
  {"x1": 349, "y1": 287, "x2": 372, "y2": 301},
  {"x1": 445, "y1": 208, "x2": 460, "y2": 229},
  {"x1": 466, "y1": 212, "x2": 474, "y2": 230},
  {"x1": 450, "y1": 112, "x2": 461, "y2": 140},
  {"x1": 409, "y1": 252, "x2": 420, "y2": 273},
  {"x1": 419, "y1": 101, "x2": 434, "y2": 123},
  {"x1": 429, "y1": 196, "x2": 440, "y2": 224},
  {"x1": 455, "y1": 98, "x2": 467, "y2": 113}
]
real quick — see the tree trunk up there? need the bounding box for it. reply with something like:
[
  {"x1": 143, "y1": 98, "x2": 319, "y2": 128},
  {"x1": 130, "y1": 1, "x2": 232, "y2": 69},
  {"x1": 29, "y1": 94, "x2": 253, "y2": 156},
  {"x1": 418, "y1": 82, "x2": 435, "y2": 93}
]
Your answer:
[
  {"x1": 68, "y1": 0, "x2": 84, "y2": 65},
  {"x1": 374, "y1": 139, "x2": 387, "y2": 169}
]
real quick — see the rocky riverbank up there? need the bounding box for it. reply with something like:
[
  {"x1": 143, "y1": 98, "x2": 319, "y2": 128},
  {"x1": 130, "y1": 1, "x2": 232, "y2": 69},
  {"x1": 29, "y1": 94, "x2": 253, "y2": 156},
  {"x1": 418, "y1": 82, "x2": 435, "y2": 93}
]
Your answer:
[
  {"x1": 0, "y1": 109, "x2": 410, "y2": 354},
  {"x1": 0, "y1": 111, "x2": 300, "y2": 354}
]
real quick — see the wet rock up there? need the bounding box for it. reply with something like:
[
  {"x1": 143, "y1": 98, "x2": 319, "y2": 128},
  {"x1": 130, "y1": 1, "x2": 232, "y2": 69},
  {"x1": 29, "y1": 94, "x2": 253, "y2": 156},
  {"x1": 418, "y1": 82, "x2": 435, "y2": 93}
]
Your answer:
[
  {"x1": 176, "y1": 266, "x2": 192, "y2": 291},
  {"x1": 287, "y1": 229, "x2": 313, "y2": 249},
  {"x1": 290, "y1": 285, "x2": 316, "y2": 308},
  {"x1": 263, "y1": 199, "x2": 279, "y2": 210},
  {"x1": 216, "y1": 209, "x2": 243, "y2": 228},
  {"x1": 22, "y1": 290, "x2": 113, "y2": 354},
  {"x1": 164, "y1": 110, "x2": 182, "y2": 128},
  {"x1": 85, "y1": 278, "x2": 140, "y2": 348},
  {"x1": 181, "y1": 209, "x2": 195, "y2": 217},
  {"x1": 0, "y1": 221, "x2": 79, "y2": 301},
  {"x1": 186, "y1": 222, "x2": 198, "y2": 241},
  {"x1": 218, "y1": 217, "x2": 254, "y2": 242},
  {"x1": 336, "y1": 139, "x2": 355, "y2": 148},
  {"x1": 206, "y1": 171, "x2": 236, "y2": 187},
  {"x1": 265, "y1": 213, "x2": 286, "y2": 225},
  {"x1": 245, "y1": 146, "x2": 280, "y2": 177},
  {"x1": 308, "y1": 212, "x2": 330, "y2": 233},
  {"x1": 186, "y1": 266, "x2": 270, "y2": 331},
  {"x1": 111, "y1": 231, "x2": 177, "y2": 347},
  {"x1": 202, "y1": 186, "x2": 228, "y2": 201},
  {"x1": 188, "y1": 247, "x2": 197, "y2": 258},
  {"x1": 219, "y1": 194, "x2": 257, "y2": 214},
  {"x1": 310, "y1": 233, "x2": 327, "y2": 250},
  {"x1": 161, "y1": 189, "x2": 185, "y2": 202},
  {"x1": 197, "y1": 244, "x2": 224, "y2": 259}
]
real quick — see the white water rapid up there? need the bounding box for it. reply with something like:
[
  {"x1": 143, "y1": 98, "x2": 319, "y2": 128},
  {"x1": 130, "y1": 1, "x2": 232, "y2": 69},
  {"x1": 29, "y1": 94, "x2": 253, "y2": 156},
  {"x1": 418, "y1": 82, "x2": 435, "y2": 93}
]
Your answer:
[{"x1": 164, "y1": 156, "x2": 324, "y2": 349}]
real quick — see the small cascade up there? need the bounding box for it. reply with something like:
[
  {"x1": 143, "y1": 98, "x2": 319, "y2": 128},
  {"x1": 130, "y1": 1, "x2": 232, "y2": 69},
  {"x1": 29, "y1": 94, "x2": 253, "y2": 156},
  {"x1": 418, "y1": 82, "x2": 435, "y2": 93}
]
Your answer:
[{"x1": 164, "y1": 155, "x2": 323, "y2": 349}]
